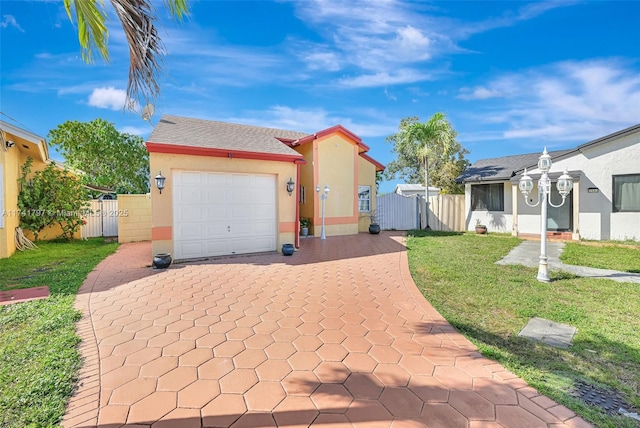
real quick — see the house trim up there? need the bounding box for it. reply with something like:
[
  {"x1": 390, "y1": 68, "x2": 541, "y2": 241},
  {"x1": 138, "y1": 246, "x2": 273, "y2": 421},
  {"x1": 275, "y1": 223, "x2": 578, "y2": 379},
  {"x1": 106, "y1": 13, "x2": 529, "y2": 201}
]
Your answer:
[
  {"x1": 146, "y1": 142, "x2": 306, "y2": 164},
  {"x1": 360, "y1": 152, "x2": 385, "y2": 172},
  {"x1": 289, "y1": 125, "x2": 372, "y2": 154}
]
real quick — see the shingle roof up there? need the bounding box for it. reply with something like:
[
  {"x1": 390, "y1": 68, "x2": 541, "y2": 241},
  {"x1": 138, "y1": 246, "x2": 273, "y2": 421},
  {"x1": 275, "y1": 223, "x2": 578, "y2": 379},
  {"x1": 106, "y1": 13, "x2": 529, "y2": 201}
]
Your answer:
[
  {"x1": 457, "y1": 149, "x2": 573, "y2": 183},
  {"x1": 148, "y1": 115, "x2": 308, "y2": 156}
]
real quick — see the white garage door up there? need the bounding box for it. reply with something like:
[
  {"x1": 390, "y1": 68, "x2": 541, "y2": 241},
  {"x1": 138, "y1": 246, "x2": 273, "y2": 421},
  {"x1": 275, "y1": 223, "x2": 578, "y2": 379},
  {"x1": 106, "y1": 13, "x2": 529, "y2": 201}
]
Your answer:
[{"x1": 173, "y1": 171, "x2": 277, "y2": 259}]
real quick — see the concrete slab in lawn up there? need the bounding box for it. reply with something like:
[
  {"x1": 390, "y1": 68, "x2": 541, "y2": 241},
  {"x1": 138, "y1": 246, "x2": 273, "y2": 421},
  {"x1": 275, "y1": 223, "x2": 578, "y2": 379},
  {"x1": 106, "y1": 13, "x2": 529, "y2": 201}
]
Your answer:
[{"x1": 518, "y1": 317, "x2": 577, "y2": 348}]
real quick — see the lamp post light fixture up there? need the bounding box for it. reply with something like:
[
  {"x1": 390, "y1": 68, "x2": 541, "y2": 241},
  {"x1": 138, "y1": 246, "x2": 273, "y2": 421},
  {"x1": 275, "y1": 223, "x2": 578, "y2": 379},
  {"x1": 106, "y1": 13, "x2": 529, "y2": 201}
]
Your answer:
[
  {"x1": 316, "y1": 185, "x2": 330, "y2": 240},
  {"x1": 155, "y1": 171, "x2": 166, "y2": 194},
  {"x1": 518, "y1": 147, "x2": 573, "y2": 282}
]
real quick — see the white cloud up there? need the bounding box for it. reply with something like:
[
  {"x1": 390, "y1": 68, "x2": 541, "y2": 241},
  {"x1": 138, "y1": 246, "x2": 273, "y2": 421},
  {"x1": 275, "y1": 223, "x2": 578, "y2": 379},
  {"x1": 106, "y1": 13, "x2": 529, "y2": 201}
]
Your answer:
[
  {"x1": 289, "y1": 0, "x2": 573, "y2": 87},
  {"x1": 87, "y1": 87, "x2": 128, "y2": 110},
  {"x1": 228, "y1": 105, "x2": 397, "y2": 138},
  {"x1": 338, "y1": 69, "x2": 432, "y2": 88},
  {"x1": 458, "y1": 86, "x2": 504, "y2": 100},
  {"x1": 461, "y1": 59, "x2": 640, "y2": 142},
  {"x1": 119, "y1": 126, "x2": 150, "y2": 136},
  {"x1": 396, "y1": 25, "x2": 431, "y2": 52},
  {"x1": 384, "y1": 88, "x2": 397, "y2": 101},
  {"x1": 1, "y1": 15, "x2": 24, "y2": 32},
  {"x1": 301, "y1": 50, "x2": 342, "y2": 72},
  {"x1": 455, "y1": 1, "x2": 579, "y2": 39}
]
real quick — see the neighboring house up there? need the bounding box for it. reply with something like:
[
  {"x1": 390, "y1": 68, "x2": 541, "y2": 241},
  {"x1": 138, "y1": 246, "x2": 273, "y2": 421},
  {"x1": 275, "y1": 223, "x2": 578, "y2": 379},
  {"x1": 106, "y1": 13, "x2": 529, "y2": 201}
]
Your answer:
[
  {"x1": 458, "y1": 124, "x2": 640, "y2": 241},
  {"x1": 146, "y1": 115, "x2": 385, "y2": 260},
  {"x1": 0, "y1": 120, "x2": 50, "y2": 258},
  {"x1": 395, "y1": 183, "x2": 440, "y2": 198}
]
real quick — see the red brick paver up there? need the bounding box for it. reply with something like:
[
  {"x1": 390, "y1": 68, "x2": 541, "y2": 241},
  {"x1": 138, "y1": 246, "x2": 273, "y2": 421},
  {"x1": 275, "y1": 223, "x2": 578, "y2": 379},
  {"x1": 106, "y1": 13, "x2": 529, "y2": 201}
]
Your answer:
[{"x1": 62, "y1": 234, "x2": 592, "y2": 427}]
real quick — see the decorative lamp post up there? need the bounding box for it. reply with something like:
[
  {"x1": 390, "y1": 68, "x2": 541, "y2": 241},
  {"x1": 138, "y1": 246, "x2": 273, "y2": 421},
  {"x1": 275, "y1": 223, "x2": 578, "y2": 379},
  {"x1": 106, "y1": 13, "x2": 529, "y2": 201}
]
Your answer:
[
  {"x1": 316, "y1": 185, "x2": 330, "y2": 240},
  {"x1": 518, "y1": 147, "x2": 573, "y2": 282}
]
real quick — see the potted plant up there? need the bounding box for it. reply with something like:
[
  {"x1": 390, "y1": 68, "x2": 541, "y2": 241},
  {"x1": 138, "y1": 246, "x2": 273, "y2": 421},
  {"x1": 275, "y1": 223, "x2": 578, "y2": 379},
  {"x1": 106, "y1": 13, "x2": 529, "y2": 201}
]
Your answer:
[
  {"x1": 300, "y1": 217, "x2": 310, "y2": 237},
  {"x1": 367, "y1": 211, "x2": 381, "y2": 235},
  {"x1": 475, "y1": 219, "x2": 487, "y2": 234}
]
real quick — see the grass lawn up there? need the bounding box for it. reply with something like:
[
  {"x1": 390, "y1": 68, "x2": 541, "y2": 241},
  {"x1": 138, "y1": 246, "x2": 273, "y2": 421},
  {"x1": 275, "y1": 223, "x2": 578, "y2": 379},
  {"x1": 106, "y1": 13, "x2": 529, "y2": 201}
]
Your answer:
[
  {"x1": 0, "y1": 238, "x2": 118, "y2": 427},
  {"x1": 407, "y1": 231, "x2": 640, "y2": 428},
  {"x1": 561, "y1": 242, "x2": 640, "y2": 273}
]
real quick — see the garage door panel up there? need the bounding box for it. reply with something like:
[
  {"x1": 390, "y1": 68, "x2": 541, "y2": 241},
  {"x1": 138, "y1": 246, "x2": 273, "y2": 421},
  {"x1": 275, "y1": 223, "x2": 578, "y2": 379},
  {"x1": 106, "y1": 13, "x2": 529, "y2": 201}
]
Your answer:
[
  {"x1": 253, "y1": 174, "x2": 275, "y2": 187},
  {"x1": 180, "y1": 171, "x2": 206, "y2": 185},
  {"x1": 203, "y1": 188, "x2": 226, "y2": 202},
  {"x1": 175, "y1": 187, "x2": 203, "y2": 203},
  {"x1": 252, "y1": 190, "x2": 276, "y2": 204},
  {"x1": 207, "y1": 173, "x2": 230, "y2": 186},
  {"x1": 232, "y1": 236, "x2": 274, "y2": 254},
  {"x1": 204, "y1": 223, "x2": 230, "y2": 237},
  {"x1": 173, "y1": 171, "x2": 277, "y2": 259},
  {"x1": 231, "y1": 174, "x2": 254, "y2": 186},
  {"x1": 231, "y1": 221, "x2": 275, "y2": 236},
  {"x1": 175, "y1": 206, "x2": 209, "y2": 222},
  {"x1": 205, "y1": 205, "x2": 229, "y2": 220},
  {"x1": 176, "y1": 223, "x2": 204, "y2": 239}
]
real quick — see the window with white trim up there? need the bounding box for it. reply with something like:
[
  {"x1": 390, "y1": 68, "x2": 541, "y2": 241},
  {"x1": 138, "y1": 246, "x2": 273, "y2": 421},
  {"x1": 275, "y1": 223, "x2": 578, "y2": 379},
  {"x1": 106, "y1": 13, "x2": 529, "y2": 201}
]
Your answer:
[
  {"x1": 613, "y1": 174, "x2": 640, "y2": 212},
  {"x1": 358, "y1": 185, "x2": 371, "y2": 212}
]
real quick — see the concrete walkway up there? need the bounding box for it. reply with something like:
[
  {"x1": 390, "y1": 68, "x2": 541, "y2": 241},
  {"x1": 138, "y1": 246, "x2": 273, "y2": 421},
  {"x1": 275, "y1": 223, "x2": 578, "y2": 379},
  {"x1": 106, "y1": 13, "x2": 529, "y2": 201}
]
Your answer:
[
  {"x1": 497, "y1": 240, "x2": 640, "y2": 283},
  {"x1": 62, "y1": 233, "x2": 592, "y2": 427}
]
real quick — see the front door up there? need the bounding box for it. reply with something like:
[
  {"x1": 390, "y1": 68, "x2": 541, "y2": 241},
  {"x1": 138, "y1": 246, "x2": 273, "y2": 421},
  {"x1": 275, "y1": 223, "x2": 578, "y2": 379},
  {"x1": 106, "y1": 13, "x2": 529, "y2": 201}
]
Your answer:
[{"x1": 547, "y1": 189, "x2": 573, "y2": 231}]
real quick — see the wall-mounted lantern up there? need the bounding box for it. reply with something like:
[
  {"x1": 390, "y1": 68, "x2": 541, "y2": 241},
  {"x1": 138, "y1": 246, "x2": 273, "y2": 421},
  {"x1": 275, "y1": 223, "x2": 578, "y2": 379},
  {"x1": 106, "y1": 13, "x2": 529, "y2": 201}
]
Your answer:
[
  {"x1": 286, "y1": 177, "x2": 295, "y2": 196},
  {"x1": 155, "y1": 171, "x2": 166, "y2": 194}
]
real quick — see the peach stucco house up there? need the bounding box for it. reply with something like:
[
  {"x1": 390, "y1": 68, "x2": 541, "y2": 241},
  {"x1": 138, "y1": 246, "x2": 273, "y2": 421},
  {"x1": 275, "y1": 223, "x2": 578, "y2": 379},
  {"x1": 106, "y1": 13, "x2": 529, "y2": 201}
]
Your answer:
[
  {"x1": 146, "y1": 115, "x2": 384, "y2": 260},
  {"x1": 0, "y1": 120, "x2": 50, "y2": 258}
]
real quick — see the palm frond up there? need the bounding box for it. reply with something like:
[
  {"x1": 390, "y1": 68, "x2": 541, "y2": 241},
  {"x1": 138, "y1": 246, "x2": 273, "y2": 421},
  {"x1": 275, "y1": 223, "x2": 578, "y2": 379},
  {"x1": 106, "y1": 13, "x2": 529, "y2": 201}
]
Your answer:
[
  {"x1": 63, "y1": 0, "x2": 109, "y2": 63},
  {"x1": 65, "y1": 0, "x2": 190, "y2": 108},
  {"x1": 110, "y1": 0, "x2": 165, "y2": 106},
  {"x1": 164, "y1": 0, "x2": 189, "y2": 20}
]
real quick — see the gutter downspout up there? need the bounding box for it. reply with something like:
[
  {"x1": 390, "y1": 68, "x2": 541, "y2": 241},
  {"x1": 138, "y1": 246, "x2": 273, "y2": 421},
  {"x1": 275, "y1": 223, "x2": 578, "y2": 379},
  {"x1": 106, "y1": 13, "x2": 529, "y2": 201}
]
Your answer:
[{"x1": 295, "y1": 160, "x2": 302, "y2": 248}]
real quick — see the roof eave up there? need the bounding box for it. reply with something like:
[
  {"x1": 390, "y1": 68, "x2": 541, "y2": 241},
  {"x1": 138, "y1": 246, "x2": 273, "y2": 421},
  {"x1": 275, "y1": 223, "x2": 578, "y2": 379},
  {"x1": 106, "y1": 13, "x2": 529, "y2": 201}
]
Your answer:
[{"x1": 146, "y1": 142, "x2": 306, "y2": 163}]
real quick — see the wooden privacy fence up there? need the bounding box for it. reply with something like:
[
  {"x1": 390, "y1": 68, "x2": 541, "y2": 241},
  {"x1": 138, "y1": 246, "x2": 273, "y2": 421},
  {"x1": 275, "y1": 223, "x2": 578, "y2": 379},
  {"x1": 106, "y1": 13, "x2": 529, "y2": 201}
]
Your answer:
[
  {"x1": 423, "y1": 194, "x2": 465, "y2": 232},
  {"x1": 376, "y1": 192, "x2": 465, "y2": 231}
]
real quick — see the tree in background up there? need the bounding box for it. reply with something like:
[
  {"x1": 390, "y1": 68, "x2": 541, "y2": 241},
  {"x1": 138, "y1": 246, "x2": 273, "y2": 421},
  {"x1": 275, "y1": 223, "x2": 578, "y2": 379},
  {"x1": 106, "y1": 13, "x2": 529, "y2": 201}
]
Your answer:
[
  {"x1": 63, "y1": 0, "x2": 189, "y2": 108},
  {"x1": 18, "y1": 158, "x2": 89, "y2": 241},
  {"x1": 385, "y1": 114, "x2": 469, "y2": 195},
  {"x1": 48, "y1": 119, "x2": 150, "y2": 194}
]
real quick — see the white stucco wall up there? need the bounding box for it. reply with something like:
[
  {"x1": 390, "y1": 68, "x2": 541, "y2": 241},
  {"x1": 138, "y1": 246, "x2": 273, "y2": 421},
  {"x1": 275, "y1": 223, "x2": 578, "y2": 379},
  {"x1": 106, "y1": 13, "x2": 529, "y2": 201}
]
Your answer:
[
  {"x1": 526, "y1": 131, "x2": 640, "y2": 241},
  {"x1": 465, "y1": 181, "x2": 513, "y2": 233}
]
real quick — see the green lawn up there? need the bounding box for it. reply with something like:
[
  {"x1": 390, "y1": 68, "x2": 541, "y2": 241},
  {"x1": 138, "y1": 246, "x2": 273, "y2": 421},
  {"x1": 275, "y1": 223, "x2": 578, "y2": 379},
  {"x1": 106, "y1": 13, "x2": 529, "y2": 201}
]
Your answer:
[
  {"x1": 0, "y1": 239, "x2": 118, "y2": 427},
  {"x1": 561, "y1": 242, "x2": 640, "y2": 273},
  {"x1": 407, "y1": 231, "x2": 640, "y2": 428}
]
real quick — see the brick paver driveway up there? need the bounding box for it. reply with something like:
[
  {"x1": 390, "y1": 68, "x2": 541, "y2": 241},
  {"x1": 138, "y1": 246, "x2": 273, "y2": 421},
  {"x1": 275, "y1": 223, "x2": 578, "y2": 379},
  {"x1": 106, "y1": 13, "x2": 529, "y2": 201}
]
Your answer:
[{"x1": 63, "y1": 232, "x2": 591, "y2": 427}]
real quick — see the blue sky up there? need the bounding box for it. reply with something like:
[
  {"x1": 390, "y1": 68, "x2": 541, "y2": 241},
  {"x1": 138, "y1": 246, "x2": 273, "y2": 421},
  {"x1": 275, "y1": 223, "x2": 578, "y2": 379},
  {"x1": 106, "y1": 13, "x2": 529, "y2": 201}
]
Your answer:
[{"x1": 1, "y1": 0, "x2": 639, "y2": 193}]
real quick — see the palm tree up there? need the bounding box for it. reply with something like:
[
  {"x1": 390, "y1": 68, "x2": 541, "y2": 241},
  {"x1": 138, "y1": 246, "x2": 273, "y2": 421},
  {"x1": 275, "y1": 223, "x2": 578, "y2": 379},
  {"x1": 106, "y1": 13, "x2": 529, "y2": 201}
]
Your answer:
[
  {"x1": 396, "y1": 112, "x2": 457, "y2": 229},
  {"x1": 63, "y1": 0, "x2": 189, "y2": 108}
]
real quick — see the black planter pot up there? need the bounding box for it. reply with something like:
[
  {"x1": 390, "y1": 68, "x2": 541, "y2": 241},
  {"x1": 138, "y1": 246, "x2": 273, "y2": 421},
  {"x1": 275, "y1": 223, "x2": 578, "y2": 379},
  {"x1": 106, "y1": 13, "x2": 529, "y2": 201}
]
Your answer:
[
  {"x1": 369, "y1": 224, "x2": 381, "y2": 234},
  {"x1": 152, "y1": 253, "x2": 172, "y2": 269},
  {"x1": 282, "y1": 244, "x2": 295, "y2": 256}
]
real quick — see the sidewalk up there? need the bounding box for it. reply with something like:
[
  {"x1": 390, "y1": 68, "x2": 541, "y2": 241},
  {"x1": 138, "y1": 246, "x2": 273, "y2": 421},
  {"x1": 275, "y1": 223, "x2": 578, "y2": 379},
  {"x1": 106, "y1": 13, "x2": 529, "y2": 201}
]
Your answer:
[{"x1": 497, "y1": 240, "x2": 640, "y2": 283}]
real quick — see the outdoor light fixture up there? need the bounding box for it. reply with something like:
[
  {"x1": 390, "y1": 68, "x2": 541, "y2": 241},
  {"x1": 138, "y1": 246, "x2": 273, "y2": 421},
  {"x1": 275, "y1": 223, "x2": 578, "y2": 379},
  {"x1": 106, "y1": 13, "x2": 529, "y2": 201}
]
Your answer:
[
  {"x1": 155, "y1": 171, "x2": 166, "y2": 194},
  {"x1": 518, "y1": 147, "x2": 573, "y2": 282},
  {"x1": 286, "y1": 177, "x2": 295, "y2": 196},
  {"x1": 5, "y1": 140, "x2": 15, "y2": 149},
  {"x1": 317, "y1": 185, "x2": 330, "y2": 240}
]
